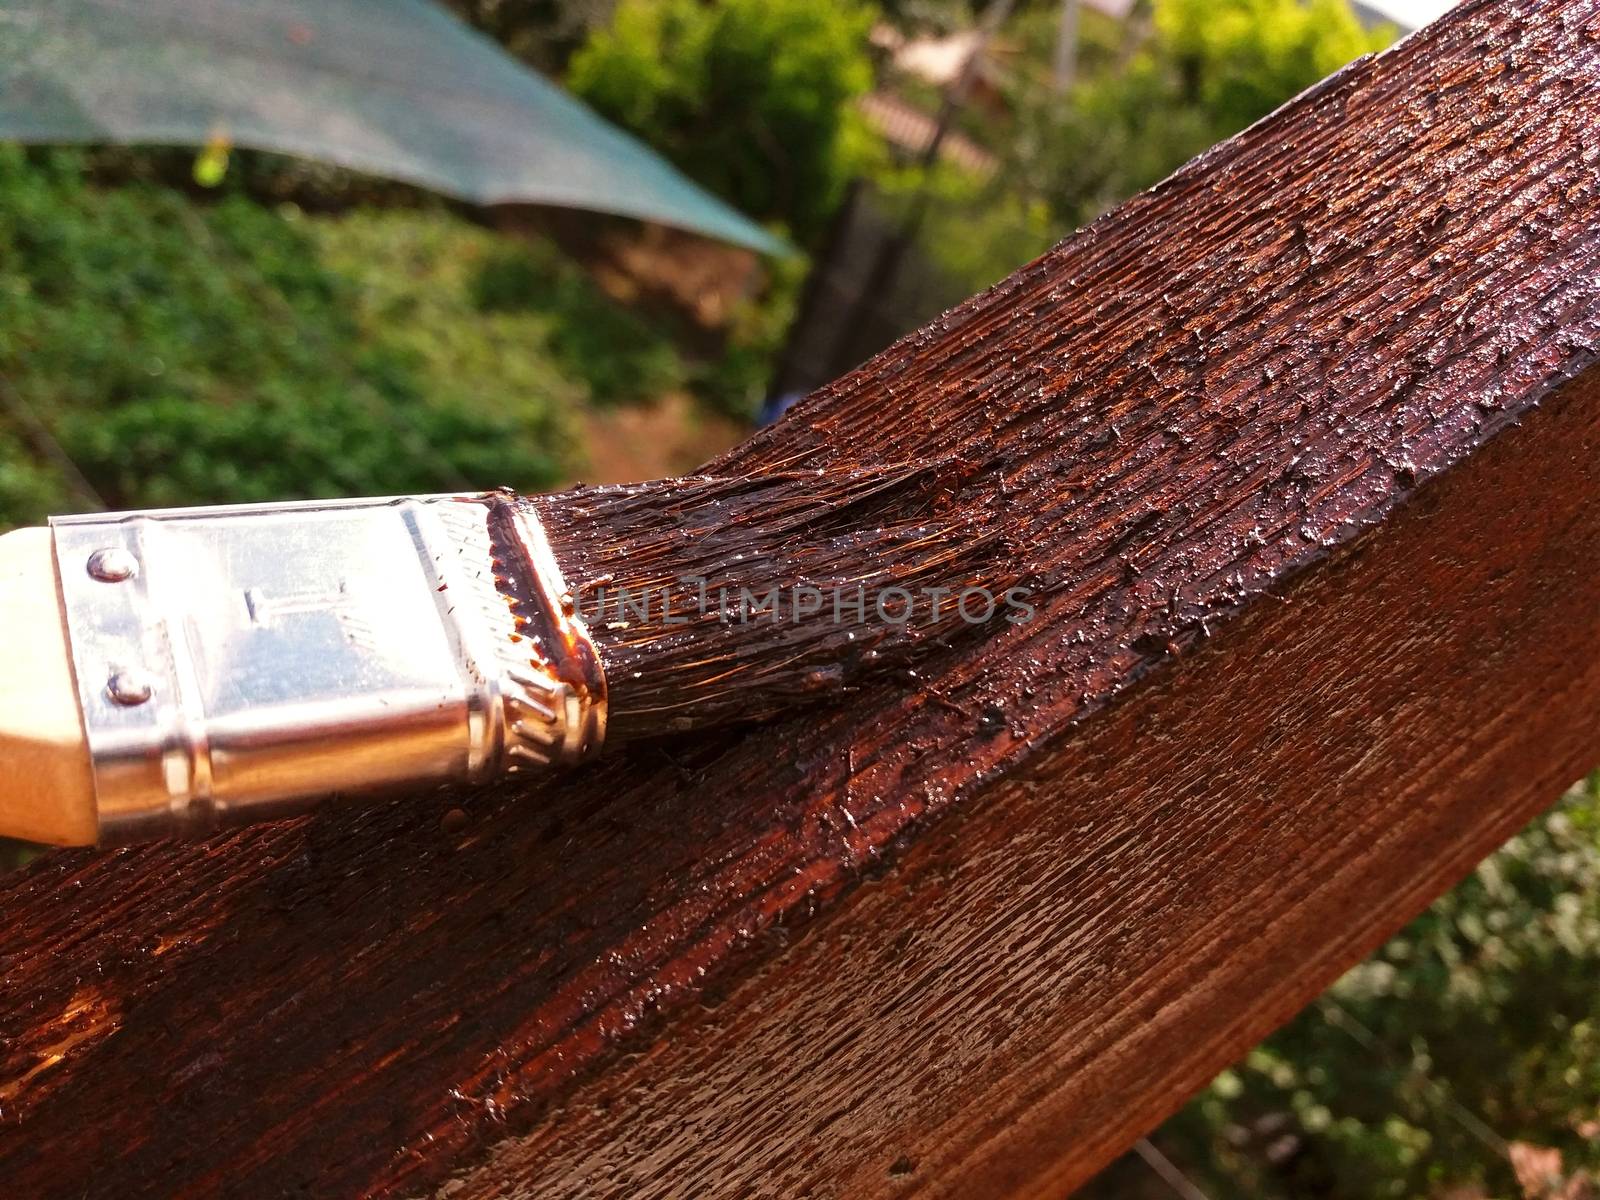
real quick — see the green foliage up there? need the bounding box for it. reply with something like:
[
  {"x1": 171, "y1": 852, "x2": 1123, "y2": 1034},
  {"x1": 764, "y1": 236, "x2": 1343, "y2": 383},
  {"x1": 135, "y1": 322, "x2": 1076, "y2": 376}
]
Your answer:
[
  {"x1": 847, "y1": 0, "x2": 1391, "y2": 305},
  {"x1": 875, "y1": 159, "x2": 1059, "y2": 297},
  {"x1": 0, "y1": 147, "x2": 732, "y2": 525},
  {"x1": 442, "y1": 0, "x2": 617, "y2": 73},
  {"x1": 463, "y1": 235, "x2": 686, "y2": 406},
  {"x1": 1006, "y1": 0, "x2": 1131, "y2": 86},
  {"x1": 1008, "y1": 62, "x2": 1215, "y2": 228},
  {"x1": 692, "y1": 247, "x2": 808, "y2": 418},
  {"x1": 0, "y1": 145, "x2": 573, "y2": 516},
  {"x1": 1156, "y1": 0, "x2": 1391, "y2": 135},
  {"x1": 1006, "y1": 0, "x2": 1395, "y2": 230},
  {"x1": 1150, "y1": 776, "x2": 1600, "y2": 1199},
  {"x1": 566, "y1": 0, "x2": 879, "y2": 243},
  {"x1": 0, "y1": 433, "x2": 69, "y2": 531},
  {"x1": 310, "y1": 208, "x2": 687, "y2": 411}
]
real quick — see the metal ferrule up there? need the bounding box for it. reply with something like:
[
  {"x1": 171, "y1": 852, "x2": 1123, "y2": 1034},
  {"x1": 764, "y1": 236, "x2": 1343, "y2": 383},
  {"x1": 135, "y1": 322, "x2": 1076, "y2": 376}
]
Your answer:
[{"x1": 51, "y1": 493, "x2": 606, "y2": 844}]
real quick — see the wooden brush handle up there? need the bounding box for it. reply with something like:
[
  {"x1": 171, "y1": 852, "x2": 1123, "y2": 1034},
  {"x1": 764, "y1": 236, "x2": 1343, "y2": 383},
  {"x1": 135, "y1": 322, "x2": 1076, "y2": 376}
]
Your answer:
[{"x1": 0, "y1": 527, "x2": 97, "y2": 845}]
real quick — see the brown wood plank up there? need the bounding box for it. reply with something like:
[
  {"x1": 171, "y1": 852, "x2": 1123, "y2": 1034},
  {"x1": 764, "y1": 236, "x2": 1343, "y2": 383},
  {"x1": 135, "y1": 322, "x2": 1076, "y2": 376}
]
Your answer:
[{"x1": 4, "y1": 1, "x2": 1600, "y2": 1195}]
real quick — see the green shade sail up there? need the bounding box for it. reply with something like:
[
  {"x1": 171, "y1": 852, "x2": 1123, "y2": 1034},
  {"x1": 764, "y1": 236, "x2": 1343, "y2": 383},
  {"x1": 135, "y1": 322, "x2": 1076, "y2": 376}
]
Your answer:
[{"x1": 0, "y1": 0, "x2": 785, "y2": 253}]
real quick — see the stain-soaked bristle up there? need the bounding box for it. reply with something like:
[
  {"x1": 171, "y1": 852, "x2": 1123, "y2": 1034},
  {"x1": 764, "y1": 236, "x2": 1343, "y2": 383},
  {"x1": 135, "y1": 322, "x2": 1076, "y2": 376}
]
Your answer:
[{"x1": 531, "y1": 464, "x2": 1016, "y2": 740}]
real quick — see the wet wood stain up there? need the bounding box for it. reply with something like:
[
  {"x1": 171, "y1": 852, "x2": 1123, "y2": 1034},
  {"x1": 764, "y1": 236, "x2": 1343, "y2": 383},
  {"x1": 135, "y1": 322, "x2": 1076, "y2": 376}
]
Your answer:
[{"x1": 2, "y1": 2, "x2": 1600, "y2": 1197}]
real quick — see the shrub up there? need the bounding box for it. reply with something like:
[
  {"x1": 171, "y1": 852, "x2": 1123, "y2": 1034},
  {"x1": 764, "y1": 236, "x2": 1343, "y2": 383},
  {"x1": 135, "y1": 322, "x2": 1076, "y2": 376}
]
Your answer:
[
  {"x1": 0, "y1": 146, "x2": 712, "y2": 524},
  {"x1": 566, "y1": 0, "x2": 879, "y2": 243},
  {"x1": 466, "y1": 236, "x2": 687, "y2": 406}
]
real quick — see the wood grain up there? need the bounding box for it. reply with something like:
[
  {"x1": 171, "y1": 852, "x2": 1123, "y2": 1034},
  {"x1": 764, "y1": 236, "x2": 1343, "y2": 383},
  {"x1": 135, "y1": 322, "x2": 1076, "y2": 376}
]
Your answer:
[{"x1": 4, "y1": 1, "x2": 1600, "y2": 1196}]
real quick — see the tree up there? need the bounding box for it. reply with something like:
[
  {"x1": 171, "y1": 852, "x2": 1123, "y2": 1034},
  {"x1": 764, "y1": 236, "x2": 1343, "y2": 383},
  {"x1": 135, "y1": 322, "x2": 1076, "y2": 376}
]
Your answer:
[
  {"x1": 566, "y1": 0, "x2": 879, "y2": 243},
  {"x1": 1007, "y1": 0, "x2": 1395, "y2": 229}
]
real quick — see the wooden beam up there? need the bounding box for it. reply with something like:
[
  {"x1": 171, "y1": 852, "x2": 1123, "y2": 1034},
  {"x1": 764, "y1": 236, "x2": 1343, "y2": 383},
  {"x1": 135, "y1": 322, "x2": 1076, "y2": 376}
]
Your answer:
[{"x1": 4, "y1": 1, "x2": 1600, "y2": 1196}]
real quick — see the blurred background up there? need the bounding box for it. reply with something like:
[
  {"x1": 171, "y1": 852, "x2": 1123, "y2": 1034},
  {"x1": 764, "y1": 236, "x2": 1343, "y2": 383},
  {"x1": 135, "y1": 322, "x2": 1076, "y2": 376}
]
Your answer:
[{"x1": 4, "y1": 1, "x2": 1598, "y2": 1196}]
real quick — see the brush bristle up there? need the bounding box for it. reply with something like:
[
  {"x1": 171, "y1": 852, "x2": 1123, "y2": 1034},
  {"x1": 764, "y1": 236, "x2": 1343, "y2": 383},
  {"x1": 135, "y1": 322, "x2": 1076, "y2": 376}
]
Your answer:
[{"x1": 531, "y1": 464, "x2": 1016, "y2": 740}]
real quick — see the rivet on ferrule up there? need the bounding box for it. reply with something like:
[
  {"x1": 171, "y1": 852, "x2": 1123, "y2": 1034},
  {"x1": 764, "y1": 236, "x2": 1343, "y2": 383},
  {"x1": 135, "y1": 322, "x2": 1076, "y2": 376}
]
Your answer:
[
  {"x1": 87, "y1": 547, "x2": 139, "y2": 583},
  {"x1": 106, "y1": 668, "x2": 153, "y2": 706}
]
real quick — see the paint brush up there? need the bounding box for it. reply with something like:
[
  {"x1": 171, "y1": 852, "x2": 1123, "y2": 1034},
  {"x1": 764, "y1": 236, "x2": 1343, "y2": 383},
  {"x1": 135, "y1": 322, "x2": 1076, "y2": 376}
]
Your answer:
[{"x1": 0, "y1": 464, "x2": 1020, "y2": 846}]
